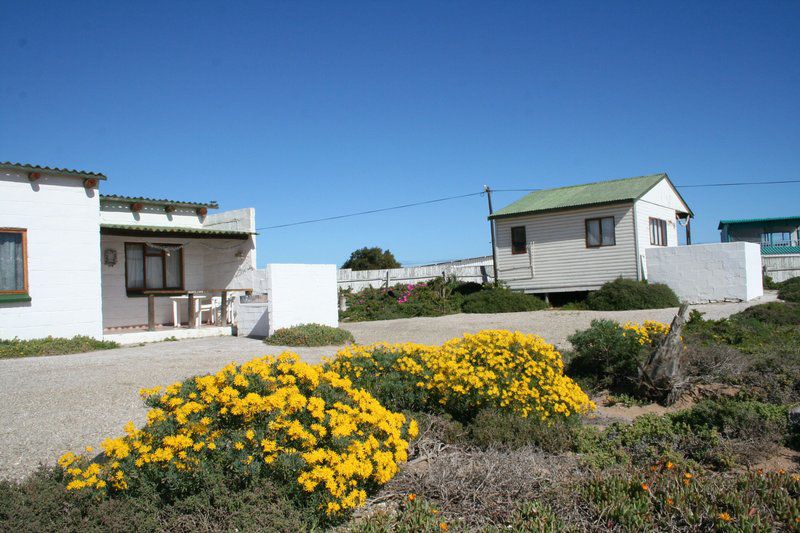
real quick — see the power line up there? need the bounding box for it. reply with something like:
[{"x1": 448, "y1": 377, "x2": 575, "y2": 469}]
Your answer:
[
  {"x1": 258, "y1": 178, "x2": 800, "y2": 230},
  {"x1": 256, "y1": 191, "x2": 484, "y2": 230},
  {"x1": 675, "y1": 179, "x2": 800, "y2": 188}
]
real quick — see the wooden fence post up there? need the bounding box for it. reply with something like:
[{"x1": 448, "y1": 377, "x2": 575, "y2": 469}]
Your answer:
[
  {"x1": 188, "y1": 294, "x2": 196, "y2": 329},
  {"x1": 147, "y1": 294, "x2": 155, "y2": 332}
]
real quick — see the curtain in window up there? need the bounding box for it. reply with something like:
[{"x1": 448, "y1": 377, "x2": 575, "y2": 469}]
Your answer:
[
  {"x1": 145, "y1": 247, "x2": 164, "y2": 289},
  {"x1": 0, "y1": 233, "x2": 24, "y2": 291},
  {"x1": 165, "y1": 246, "x2": 182, "y2": 288},
  {"x1": 125, "y1": 244, "x2": 145, "y2": 289},
  {"x1": 586, "y1": 220, "x2": 601, "y2": 246},
  {"x1": 601, "y1": 217, "x2": 616, "y2": 245}
]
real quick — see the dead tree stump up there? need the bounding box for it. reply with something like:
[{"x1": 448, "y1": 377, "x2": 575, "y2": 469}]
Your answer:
[{"x1": 639, "y1": 303, "x2": 690, "y2": 404}]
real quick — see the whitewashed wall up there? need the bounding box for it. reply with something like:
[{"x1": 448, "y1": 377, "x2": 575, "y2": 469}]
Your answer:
[
  {"x1": 266, "y1": 264, "x2": 338, "y2": 335},
  {"x1": 0, "y1": 170, "x2": 103, "y2": 339},
  {"x1": 493, "y1": 203, "x2": 637, "y2": 293},
  {"x1": 100, "y1": 200, "x2": 205, "y2": 228},
  {"x1": 646, "y1": 242, "x2": 763, "y2": 303},
  {"x1": 634, "y1": 179, "x2": 688, "y2": 278}
]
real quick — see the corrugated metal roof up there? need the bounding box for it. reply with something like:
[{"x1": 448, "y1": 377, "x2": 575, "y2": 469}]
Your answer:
[
  {"x1": 718, "y1": 215, "x2": 800, "y2": 229},
  {"x1": 100, "y1": 224, "x2": 253, "y2": 239},
  {"x1": 761, "y1": 245, "x2": 800, "y2": 255},
  {"x1": 100, "y1": 194, "x2": 219, "y2": 209},
  {"x1": 0, "y1": 161, "x2": 107, "y2": 179},
  {"x1": 489, "y1": 173, "x2": 690, "y2": 219}
]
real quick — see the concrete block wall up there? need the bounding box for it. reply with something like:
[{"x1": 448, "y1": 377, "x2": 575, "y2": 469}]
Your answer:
[
  {"x1": 266, "y1": 264, "x2": 338, "y2": 335},
  {"x1": 646, "y1": 242, "x2": 763, "y2": 303},
  {"x1": 0, "y1": 170, "x2": 103, "y2": 339},
  {"x1": 237, "y1": 303, "x2": 269, "y2": 337}
]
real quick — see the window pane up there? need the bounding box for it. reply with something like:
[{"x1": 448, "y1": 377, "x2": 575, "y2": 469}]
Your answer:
[
  {"x1": 511, "y1": 226, "x2": 526, "y2": 253},
  {"x1": 0, "y1": 233, "x2": 24, "y2": 291},
  {"x1": 146, "y1": 254, "x2": 164, "y2": 289},
  {"x1": 586, "y1": 220, "x2": 601, "y2": 246},
  {"x1": 165, "y1": 247, "x2": 182, "y2": 288},
  {"x1": 125, "y1": 244, "x2": 145, "y2": 289},
  {"x1": 601, "y1": 217, "x2": 615, "y2": 245}
]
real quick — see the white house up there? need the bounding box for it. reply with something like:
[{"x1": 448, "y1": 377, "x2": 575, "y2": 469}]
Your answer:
[
  {"x1": 489, "y1": 173, "x2": 693, "y2": 296},
  {"x1": 0, "y1": 162, "x2": 258, "y2": 341}
]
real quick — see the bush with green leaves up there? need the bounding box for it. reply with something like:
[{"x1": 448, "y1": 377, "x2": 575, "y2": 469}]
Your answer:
[
  {"x1": 779, "y1": 276, "x2": 800, "y2": 303},
  {"x1": 264, "y1": 323, "x2": 354, "y2": 346},
  {"x1": 586, "y1": 278, "x2": 680, "y2": 310},
  {"x1": 736, "y1": 301, "x2": 800, "y2": 326},
  {"x1": 566, "y1": 319, "x2": 645, "y2": 392},
  {"x1": 340, "y1": 277, "x2": 464, "y2": 322},
  {"x1": 670, "y1": 398, "x2": 791, "y2": 445},
  {"x1": 341, "y1": 246, "x2": 400, "y2": 270},
  {"x1": 0, "y1": 464, "x2": 317, "y2": 532},
  {"x1": 0, "y1": 336, "x2": 118, "y2": 359},
  {"x1": 460, "y1": 287, "x2": 547, "y2": 314}
]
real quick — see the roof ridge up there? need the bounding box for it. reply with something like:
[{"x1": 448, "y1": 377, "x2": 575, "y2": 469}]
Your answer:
[
  {"x1": 0, "y1": 161, "x2": 107, "y2": 179},
  {"x1": 530, "y1": 173, "x2": 666, "y2": 194}
]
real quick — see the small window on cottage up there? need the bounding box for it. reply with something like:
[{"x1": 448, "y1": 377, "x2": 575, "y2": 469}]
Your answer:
[
  {"x1": 649, "y1": 218, "x2": 668, "y2": 246},
  {"x1": 125, "y1": 243, "x2": 184, "y2": 292},
  {"x1": 586, "y1": 217, "x2": 615, "y2": 247},
  {"x1": 0, "y1": 229, "x2": 27, "y2": 294},
  {"x1": 511, "y1": 226, "x2": 527, "y2": 254}
]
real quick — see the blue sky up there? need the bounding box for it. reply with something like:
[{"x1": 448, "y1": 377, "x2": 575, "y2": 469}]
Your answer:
[{"x1": 2, "y1": 1, "x2": 798, "y2": 266}]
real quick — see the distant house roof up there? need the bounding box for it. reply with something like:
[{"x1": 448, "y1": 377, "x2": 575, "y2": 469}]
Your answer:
[
  {"x1": 489, "y1": 173, "x2": 692, "y2": 219},
  {"x1": 0, "y1": 161, "x2": 107, "y2": 180},
  {"x1": 718, "y1": 215, "x2": 800, "y2": 230},
  {"x1": 100, "y1": 194, "x2": 218, "y2": 209},
  {"x1": 761, "y1": 245, "x2": 800, "y2": 255},
  {"x1": 100, "y1": 224, "x2": 253, "y2": 239}
]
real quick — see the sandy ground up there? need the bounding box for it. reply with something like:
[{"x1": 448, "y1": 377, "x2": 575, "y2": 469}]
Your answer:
[{"x1": 0, "y1": 293, "x2": 776, "y2": 481}]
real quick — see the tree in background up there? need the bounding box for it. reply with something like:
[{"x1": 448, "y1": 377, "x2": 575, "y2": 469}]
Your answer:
[{"x1": 342, "y1": 247, "x2": 401, "y2": 270}]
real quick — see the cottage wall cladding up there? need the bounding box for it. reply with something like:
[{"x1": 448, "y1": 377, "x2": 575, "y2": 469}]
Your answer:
[
  {"x1": 0, "y1": 170, "x2": 103, "y2": 339},
  {"x1": 646, "y1": 242, "x2": 763, "y2": 303}
]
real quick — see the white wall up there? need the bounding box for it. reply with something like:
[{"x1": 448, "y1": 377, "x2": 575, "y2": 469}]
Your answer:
[
  {"x1": 645, "y1": 242, "x2": 763, "y2": 303},
  {"x1": 493, "y1": 203, "x2": 637, "y2": 293},
  {"x1": 635, "y1": 178, "x2": 689, "y2": 278},
  {"x1": 0, "y1": 170, "x2": 103, "y2": 339},
  {"x1": 266, "y1": 264, "x2": 338, "y2": 335},
  {"x1": 100, "y1": 201, "x2": 205, "y2": 228}
]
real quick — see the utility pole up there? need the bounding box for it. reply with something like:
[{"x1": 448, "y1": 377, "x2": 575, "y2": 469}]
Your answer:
[{"x1": 484, "y1": 185, "x2": 499, "y2": 286}]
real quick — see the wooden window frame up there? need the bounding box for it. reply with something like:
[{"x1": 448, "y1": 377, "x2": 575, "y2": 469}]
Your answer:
[
  {"x1": 585, "y1": 217, "x2": 616, "y2": 248},
  {"x1": 124, "y1": 242, "x2": 185, "y2": 294},
  {"x1": 649, "y1": 217, "x2": 668, "y2": 246},
  {"x1": 0, "y1": 228, "x2": 28, "y2": 295},
  {"x1": 511, "y1": 226, "x2": 527, "y2": 255}
]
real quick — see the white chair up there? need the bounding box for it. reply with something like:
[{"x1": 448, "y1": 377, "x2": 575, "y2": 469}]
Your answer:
[{"x1": 197, "y1": 297, "x2": 221, "y2": 326}]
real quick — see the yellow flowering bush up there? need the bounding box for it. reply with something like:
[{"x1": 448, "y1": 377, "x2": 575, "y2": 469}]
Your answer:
[
  {"x1": 59, "y1": 353, "x2": 417, "y2": 518},
  {"x1": 622, "y1": 320, "x2": 671, "y2": 346},
  {"x1": 327, "y1": 330, "x2": 594, "y2": 421}
]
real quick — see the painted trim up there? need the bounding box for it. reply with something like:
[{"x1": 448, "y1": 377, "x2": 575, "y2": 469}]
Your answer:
[
  {"x1": 489, "y1": 200, "x2": 634, "y2": 220},
  {"x1": 0, "y1": 293, "x2": 31, "y2": 303},
  {"x1": 634, "y1": 174, "x2": 693, "y2": 216},
  {"x1": 632, "y1": 201, "x2": 641, "y2": 280}
]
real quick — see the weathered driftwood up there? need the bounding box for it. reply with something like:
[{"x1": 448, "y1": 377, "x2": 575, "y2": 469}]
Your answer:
[{"x1": 639, "y1": 303, "x2": 690, "y2": 404}]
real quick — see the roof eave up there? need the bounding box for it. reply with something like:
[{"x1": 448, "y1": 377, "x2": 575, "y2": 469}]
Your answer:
[
  {"x1": 489, "y1": 199, "x2": 636, "y2": 220},
  {"x1": 0, "y1": 162, "x2": 107, "y2": 180},
  {"x1": 100, "y1": 195, "x2": 219, "y2": 209},
  {"x1": 100, "y1": 224, "x2": 254, "y2": 240}
]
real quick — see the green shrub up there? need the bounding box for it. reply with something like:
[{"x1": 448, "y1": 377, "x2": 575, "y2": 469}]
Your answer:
[
  {"x1": 566, "y1": 319, "x2": 645, "y2": 392},
  {"x1": 0, "y1": 465, "x2": 316, "y2": 532},
  {"x1": 763, "y1": 274, "x2": 781, "y2": 290},
  {"x1": 736, "y1": 301, "x2": 800, "y2": 326},
  {"x1": 560, "y1": 301, "x2": 589, "y2": 310},
  {"x1": 779, "y1": 276, "x2": 800, "y2": 303},
  {"x1": 586, "y1": 278, "x2": 680, "y2": 310},
  {"x1": 0, "y1": 336, "x2": 118, "y2": 359},
  {"x1": 340, "y1": 277, "x2": 464, "y2": 322},
  {"x1": 466, "y1": 409, "x2": 592, "y2": 453},
  {"x1": 670, "y1": 399, "x2": 789, "y2": 444},
  {"x1": 452, "y1": 281, "x2": 484, "y2": 296},
  {"x1": 577, "y1": 466, "x2": 799, "y2": 531},
  {"x1": 264, "y1": 323, "x2": 354, "y2": 346},
  {"x1": 460, "y1": 287, "x2": 547, "y2": 313}
]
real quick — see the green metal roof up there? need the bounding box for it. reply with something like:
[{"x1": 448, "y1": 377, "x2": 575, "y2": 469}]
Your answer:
[
  {"x1": 490, "y1": 173, "x2": 691, "y2": 219},
  {"x1": 761, "y1": 245, "x2": 800, "y2": 255},
  {"x1": 718, "y1": 215, "x2": 800, "y2": 230},
  {"x1": 0, "y1": 161, "x2": 107, "y2": 180},
  {"x1": 100, "y1": 224, "x2": 254, "y2": 239},
  {"x1": 101, "y1": 194, "x2": 218, "y2": 209}
]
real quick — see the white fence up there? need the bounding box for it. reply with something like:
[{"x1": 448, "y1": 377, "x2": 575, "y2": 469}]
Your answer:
[
  {"x1": 763, "y1": 254, "x2": 800, "y2": 283},
  {"x1": 338, "y1": 257, "x2": 495, "y2": 292}
]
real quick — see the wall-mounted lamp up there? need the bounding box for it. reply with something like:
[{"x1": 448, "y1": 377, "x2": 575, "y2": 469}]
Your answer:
[
  {"x1": 83, "y1": 178, "x2": 98, "y2": 189},
  {"x1": 28, "y1": 172, "x2": 41, "y2": 181}
]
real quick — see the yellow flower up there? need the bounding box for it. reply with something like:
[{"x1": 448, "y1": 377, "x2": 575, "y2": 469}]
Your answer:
[{"x1": 718, "y1": 512, "x2": 732, "y2": 522}]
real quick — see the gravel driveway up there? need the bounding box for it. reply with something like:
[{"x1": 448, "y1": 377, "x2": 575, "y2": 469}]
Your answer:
[{"x1": 0, "y1": 294, "x2": 775, "y2": 480}]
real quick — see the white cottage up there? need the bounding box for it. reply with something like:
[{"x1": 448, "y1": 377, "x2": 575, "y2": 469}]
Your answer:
[
  {"x1": 489, "y1": 173, "x2": 693, "y2": 296},
  {"x1": 0, "y1": 162, "x2": 258, "y2": 342}
]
